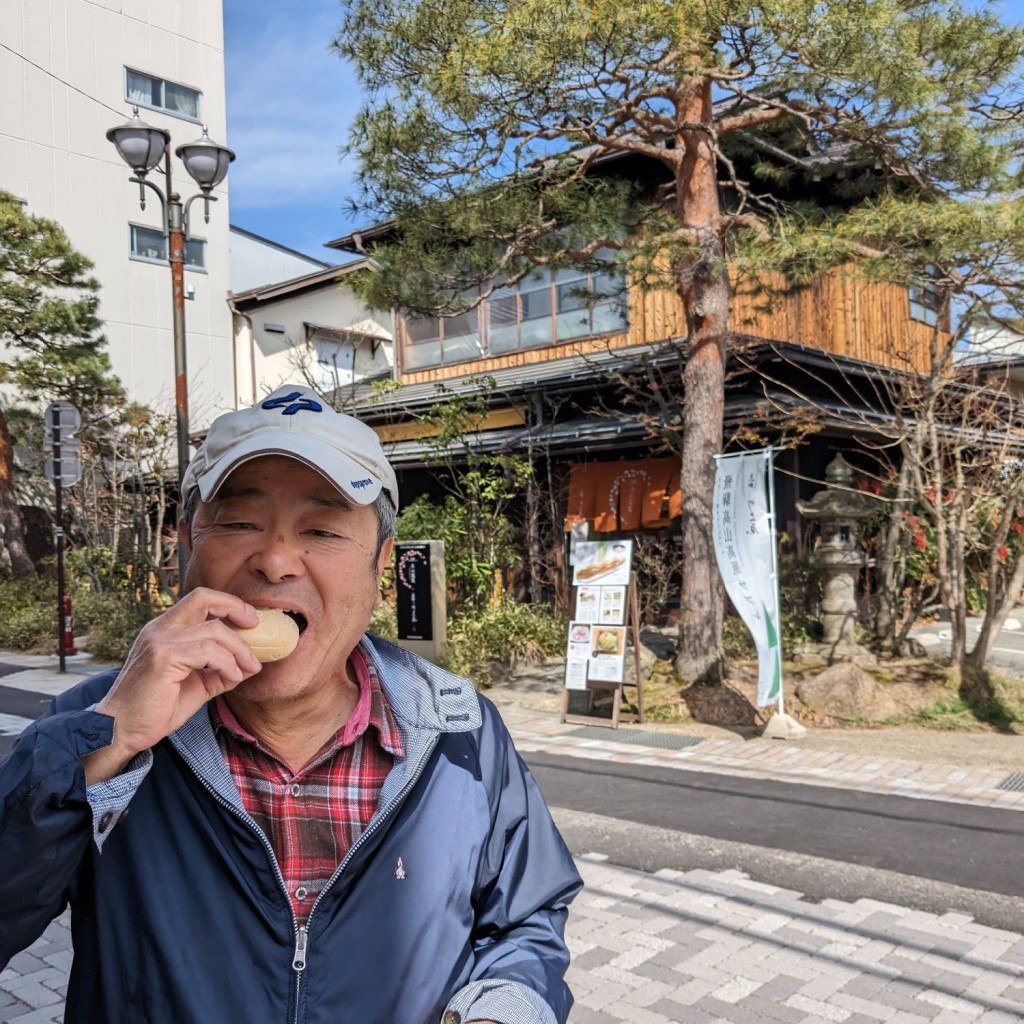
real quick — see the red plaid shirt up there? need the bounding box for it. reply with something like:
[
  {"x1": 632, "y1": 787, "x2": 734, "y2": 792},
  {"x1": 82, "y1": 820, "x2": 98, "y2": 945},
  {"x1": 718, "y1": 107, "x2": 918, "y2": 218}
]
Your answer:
[{"x1": 210, "y1": 646, "x2": 404, "y2": 925}]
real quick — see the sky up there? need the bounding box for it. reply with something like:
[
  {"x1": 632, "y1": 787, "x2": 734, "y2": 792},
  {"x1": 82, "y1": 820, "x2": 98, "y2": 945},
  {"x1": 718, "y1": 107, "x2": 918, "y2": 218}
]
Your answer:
[
  {"x1": 223, "y1": 0, "x2": 362, "y2": 264},
  {"x1": 223, "y1": 0, "x2": 1024, "y2": 266}
]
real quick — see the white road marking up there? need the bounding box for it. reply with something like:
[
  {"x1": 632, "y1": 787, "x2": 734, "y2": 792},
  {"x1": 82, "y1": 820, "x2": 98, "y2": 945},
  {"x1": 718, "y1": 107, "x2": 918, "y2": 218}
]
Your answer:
[
  {"x1": 0, "y1": 669, "x2": 95, "y2": 696},
  {"x1": 0, "y1": 712, "x2": 34, "y2": 736}
]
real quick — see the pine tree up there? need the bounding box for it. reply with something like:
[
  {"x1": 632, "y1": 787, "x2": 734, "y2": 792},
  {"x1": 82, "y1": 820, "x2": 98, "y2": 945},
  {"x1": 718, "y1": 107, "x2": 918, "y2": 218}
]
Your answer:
[
  {"x1": 335, "y1": 0, "x2": 1024, "y2": 683},
  {"x1": 0, "y1": 192, "x2": 123, "y2": 575}
]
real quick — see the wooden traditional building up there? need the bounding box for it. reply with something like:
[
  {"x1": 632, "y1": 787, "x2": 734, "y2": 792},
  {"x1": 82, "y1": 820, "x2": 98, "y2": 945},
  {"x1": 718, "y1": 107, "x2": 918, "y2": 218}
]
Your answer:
[
  {"x1": 323, "y1": 158, "x2": 953, "y2": 608},
  {"x1": 329, "y1": 240, "x2": 943, "y2": 505}
]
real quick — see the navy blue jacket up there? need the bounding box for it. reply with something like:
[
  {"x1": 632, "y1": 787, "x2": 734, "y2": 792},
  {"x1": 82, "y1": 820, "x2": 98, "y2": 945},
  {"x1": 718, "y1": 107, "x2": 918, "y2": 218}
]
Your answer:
[{"x1": 0, "y1": 636, "x2": 581, "y2": 1024}]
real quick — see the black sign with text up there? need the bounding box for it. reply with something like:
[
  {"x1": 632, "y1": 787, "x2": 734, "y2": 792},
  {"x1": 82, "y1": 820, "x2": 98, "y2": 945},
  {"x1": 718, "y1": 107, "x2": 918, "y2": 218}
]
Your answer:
[{"x1": 395, "y1": 543, "x2": 433, "y2": 641}]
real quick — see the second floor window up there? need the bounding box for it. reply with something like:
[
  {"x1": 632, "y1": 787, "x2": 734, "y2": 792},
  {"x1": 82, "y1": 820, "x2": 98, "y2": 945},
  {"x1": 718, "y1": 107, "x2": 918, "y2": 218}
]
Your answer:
[
  {"x1": 909, "y1": 268, "x2": 943, "y2": 327},
  {"x1": 403, "y1": 260, "x2": 628, "y2": 371},
  {"x1": 130, "y1": 225, "x2": 206, "y2": 270},
  {"x1": 126, "y1": 69, "x2": 201, "y2": 121}
]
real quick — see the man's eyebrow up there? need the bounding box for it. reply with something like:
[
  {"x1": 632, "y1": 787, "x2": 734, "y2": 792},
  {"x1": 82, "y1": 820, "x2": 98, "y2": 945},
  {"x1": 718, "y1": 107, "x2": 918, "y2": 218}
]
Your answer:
[
  {"x1": 209, "y1": 488, "x2": 355, "y2": 512},
  {"x1": 211, "y1": 486, "x2": 263, "y2": 503},
  {"x1": 308, "y1": 494, "x2": 356, "y2": 513}
]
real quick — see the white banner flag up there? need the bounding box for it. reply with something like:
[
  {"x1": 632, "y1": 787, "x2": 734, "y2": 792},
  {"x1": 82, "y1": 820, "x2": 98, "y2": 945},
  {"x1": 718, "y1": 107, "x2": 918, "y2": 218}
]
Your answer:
[{"x1": 713, "y1": 450, "x2": 782, "y2": 707}]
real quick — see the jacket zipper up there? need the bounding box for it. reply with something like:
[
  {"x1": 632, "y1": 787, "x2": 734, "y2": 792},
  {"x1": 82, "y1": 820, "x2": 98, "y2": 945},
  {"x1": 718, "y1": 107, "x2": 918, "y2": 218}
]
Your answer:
[
  {"x1": 175, "y1": 755, "x2": 303, "y2": 1020},
  {"x1": 293, "y1": 733, "x2": 441, "y2": 1015},
  {"x1": 179, "y1": 732, "x2": 439, "y2": 1024}
]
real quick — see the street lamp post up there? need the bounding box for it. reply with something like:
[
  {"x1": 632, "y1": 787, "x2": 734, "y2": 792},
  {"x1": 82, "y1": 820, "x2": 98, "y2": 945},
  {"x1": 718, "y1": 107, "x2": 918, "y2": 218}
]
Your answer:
[{"x1": 106, "y1": 107, "x2": 234, "y2": 584}]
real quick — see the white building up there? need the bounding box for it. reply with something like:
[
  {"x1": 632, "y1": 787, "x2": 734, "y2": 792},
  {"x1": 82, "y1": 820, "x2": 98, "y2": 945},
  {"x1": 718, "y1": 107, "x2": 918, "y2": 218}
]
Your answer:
[
  {"x1": 230, "y1": 260, "x2": 393, "y2": 408},
  {"x1": 960, "y1": 323, "x2": 1024, "y2": 363},
  {"x1": 230, "y1": 224, "x2": 332, "y2": 295},
  {"x1": 0, "y1": 0, "x2": 235, "y2": 432}
]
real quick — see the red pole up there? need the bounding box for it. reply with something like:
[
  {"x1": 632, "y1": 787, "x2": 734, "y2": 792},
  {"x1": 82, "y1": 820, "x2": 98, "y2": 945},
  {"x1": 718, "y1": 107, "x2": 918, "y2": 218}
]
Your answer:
[{"x1": 62, "y1": 594, "x2": 77, "y2": 656}]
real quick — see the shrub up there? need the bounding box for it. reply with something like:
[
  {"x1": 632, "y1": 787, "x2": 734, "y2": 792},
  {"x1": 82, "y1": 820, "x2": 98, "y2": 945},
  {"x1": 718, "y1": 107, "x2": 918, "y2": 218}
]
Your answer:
[
  {"x1": 442, "y1": 600, "x2": 567, "y2": 684},
  {"x1": 0, "y1": 574, "x2": 58, "y2": 651},
  {"x1": 396, "y1": 493, "x2": 524, "y2": 612},
  {"x1": 720, "y1": 556, "x2": 823, "y2": 659},
  {"x1": 84, "y1": 593, "x2": 158, "y2": 663},
  {"x1": 369, "y1": 599, "x2": 398, "y2": 640},
  {"x1": 777, "y1": 556, "x2": 823, "y2": 648},
  {"x1": 722, "y1": 615, "x2": 756, "y2": 658}
]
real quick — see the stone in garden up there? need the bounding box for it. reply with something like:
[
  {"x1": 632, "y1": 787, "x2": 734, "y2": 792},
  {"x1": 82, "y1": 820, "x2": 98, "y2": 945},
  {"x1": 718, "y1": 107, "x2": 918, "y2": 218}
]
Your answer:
[
  {"x1": 795, "y1": 662, "x2": 899, "y2": 722},
  {"x1": 762, "y1": 712, "x2": 808, "y2": 739},
  {"x1": 636, "y1": 642, "x2": 658, "y2": 680}
]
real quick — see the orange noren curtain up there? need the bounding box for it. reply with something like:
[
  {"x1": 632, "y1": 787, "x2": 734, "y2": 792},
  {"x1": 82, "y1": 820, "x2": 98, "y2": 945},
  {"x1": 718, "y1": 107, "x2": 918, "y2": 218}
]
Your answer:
[{"x1": 564, "y1": 456, "x2": 682, "y2": 532}]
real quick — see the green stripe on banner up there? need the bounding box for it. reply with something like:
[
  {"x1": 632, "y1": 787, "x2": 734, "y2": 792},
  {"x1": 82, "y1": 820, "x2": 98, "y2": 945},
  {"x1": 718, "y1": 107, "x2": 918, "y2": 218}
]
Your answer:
[{"x1": 763, "y1": 602, "x2": 781, "y2": 703}]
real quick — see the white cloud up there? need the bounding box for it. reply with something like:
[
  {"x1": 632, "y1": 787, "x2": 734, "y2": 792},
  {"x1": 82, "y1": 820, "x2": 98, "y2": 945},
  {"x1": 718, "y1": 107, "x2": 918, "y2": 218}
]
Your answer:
[{"x1": 224, "y1": 1, "x2": 363, "y2": 214}]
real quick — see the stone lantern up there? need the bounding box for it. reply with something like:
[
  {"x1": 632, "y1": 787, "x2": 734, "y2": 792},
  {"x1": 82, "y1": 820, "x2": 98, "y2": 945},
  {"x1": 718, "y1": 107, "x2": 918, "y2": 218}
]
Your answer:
[{"x1": 796, "y1": 454, "x2": 876, "y2": 659}]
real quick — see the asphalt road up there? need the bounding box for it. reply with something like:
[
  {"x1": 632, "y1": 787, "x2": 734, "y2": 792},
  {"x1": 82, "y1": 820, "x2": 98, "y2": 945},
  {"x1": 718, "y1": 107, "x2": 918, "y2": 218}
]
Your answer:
[
  {"x1": 524, "y1": 751, "x2": 1024, "y2": 926},
  {"x1": 911, "y1": 612, "x2": 1024, "y2": 670}
]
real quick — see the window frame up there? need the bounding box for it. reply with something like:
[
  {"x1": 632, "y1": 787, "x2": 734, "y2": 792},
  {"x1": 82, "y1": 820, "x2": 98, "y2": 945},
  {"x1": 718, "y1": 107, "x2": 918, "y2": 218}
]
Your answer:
[
  {"x1": 124, "y1": 67, "x2": 202, "y2": 123},
  {"x1": 909, "y1": 269, "x2": 943, "y2": 327},
  {"x1": 129, "y1": 224, "x2": 207, "y2": 273},
  {"x1": 401, "y1": 263, "x2": 628, "y2": 371}
]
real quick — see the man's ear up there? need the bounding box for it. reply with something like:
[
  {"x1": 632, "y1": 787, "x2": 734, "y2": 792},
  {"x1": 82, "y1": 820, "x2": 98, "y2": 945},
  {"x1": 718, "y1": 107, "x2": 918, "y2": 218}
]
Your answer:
[
  {"x1": 179, "y1": 519, "x2": 192, "y2": 558},
  {"x1": 376, "y1": 536, "x2": 394, "y2": 578},
  {"x1": 372, "y1": 537, "x2": 394, "y2": 610}
]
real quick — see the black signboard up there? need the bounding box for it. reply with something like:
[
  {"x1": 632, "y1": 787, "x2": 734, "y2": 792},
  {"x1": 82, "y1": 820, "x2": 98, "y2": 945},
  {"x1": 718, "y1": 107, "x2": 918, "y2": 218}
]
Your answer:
[{"x1": 396, "y1": 542, "x2": 433, "y2": 641}]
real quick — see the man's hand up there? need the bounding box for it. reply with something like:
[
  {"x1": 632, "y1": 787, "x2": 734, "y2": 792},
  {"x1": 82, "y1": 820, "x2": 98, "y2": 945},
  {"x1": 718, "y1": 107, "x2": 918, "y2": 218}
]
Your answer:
[{"x1": 82, "y1": 589, "x2": 261, "y2": 784}]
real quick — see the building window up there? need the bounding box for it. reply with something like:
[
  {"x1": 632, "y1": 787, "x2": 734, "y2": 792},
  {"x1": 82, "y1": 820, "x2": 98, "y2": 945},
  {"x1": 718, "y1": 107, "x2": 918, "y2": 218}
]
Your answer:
[
  {"x1": 311, "y1": 336, "x2": 356, "y2": 390},
  {"x1": 402, "y1": 258, "x2": 628, "y2": 371},
  {"x1": 909, "y1": 270, "x2": 942, "y2": 327},
  {"x1": 125, "y1": 68, "x2": 201, "y2": 121},
  {"x1": 129, "y1": 225, "x2": 206, "y2": 270}
]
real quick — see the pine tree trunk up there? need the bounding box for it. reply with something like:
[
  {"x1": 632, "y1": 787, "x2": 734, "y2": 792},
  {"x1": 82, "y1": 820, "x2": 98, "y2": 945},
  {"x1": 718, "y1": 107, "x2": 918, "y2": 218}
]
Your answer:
[
  {"x1": 526, "y1": 394, "x2": 544, "y2": 605},
  {"x1": 673, "y1": 79, "x2": 727, "y2": 685},
  {"x1": 0, "y1": 412, "x2": 36, "y2": 576}
]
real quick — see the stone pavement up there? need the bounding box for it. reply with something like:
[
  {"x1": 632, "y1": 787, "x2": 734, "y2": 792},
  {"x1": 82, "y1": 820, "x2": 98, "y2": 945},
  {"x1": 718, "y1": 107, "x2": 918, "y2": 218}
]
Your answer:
[
  {"x1": 5, "y1": 860, "x2": 1024, "y2": 1023},
  {"x1": 3, "y1": 650, "x2": 1024, "y2": 1021},
  {"x1": 1, "y1": 917, "x2": 70, "y2": 1024},
  {"x1": 566, "y1": 856, "x2": 1024, "y2": 1024}
]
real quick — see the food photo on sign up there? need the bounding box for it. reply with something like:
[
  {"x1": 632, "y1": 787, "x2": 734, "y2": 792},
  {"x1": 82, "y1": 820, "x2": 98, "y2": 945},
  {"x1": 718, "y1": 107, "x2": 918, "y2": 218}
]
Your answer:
[
  {"x1": 564, "y1": 622, "x2": 592, "y2": 690},
  {"x1": 572, "y1": 540, "x2": 633, "y2": 587},
  {"x1": 588, "y1": 625, "x2": 626, "y2": 682},
  {"x1": 598, "y1": 585, "x2": 626, "y2": 624}
]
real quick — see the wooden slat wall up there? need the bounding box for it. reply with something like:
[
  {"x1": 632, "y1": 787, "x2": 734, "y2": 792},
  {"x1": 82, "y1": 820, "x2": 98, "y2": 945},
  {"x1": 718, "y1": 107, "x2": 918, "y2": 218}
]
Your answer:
[{"x1": 398, "y1": 266, "x2": 942, "y2": 385}]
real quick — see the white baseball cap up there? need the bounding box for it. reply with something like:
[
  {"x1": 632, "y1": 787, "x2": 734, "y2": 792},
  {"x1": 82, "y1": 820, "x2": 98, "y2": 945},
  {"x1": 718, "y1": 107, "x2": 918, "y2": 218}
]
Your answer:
[{"x1": 181, "y1": 384, "x2": 399, "y2": 509}]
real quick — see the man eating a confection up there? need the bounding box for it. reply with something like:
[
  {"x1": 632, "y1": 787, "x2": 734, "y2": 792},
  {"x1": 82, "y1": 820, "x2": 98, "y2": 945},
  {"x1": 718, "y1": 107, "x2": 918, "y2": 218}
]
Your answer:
[{"x1": 0, "y1": 384, "x2": 582, "y2": 1024}]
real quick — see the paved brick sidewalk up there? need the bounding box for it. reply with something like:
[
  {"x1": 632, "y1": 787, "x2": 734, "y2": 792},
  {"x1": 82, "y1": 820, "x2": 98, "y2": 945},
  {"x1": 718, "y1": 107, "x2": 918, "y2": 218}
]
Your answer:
[
  {"x1": 6, "y1": 860, "x2": 1024, "y2": 1022},
  {"x1": 0, "y1": 916, "x2": 70, "y2": 1024},
  {"x1": 567, "y1": 856, "x2": 1024, "y2": 1023},
  {"x1": 499, "y1": 705, "x2": 1024, "y2": 813}
]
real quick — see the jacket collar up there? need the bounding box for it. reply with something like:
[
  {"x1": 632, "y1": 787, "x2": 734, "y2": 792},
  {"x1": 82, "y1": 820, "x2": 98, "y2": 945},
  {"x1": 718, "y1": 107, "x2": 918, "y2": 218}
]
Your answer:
[
  {"x1": 360, "y1": 632, "x2": 481, "y2": 734},
  {"x1": 168, "y1": 634, "x2": 481, "y2": 812}
]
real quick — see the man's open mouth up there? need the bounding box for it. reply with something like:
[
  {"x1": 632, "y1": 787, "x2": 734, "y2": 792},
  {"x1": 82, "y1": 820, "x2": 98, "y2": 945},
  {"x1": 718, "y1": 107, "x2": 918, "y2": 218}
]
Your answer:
[{"x1": 283, "y1": 610, "x2": 308, "y2": 635}]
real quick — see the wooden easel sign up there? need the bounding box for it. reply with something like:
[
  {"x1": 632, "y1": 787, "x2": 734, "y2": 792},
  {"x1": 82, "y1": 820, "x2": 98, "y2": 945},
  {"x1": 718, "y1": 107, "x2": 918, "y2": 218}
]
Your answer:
[{"x1": 561, "y1": 541, "x2": 644, "y2": 729}]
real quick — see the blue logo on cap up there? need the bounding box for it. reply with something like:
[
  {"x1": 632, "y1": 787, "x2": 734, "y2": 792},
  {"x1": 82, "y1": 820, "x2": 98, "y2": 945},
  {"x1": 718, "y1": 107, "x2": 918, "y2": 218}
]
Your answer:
[
  {"x1": 351, "y1": 478, "x2": 373, "y2": 489},
  {"x1": 262, "y1": 392, "x2": 323, "y2": 416}
]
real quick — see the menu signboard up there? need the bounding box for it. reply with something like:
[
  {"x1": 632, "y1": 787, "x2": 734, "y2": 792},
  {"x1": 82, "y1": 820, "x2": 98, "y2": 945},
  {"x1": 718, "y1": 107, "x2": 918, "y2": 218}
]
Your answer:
[{"x1": 564, "y1": 541, "x2": 633, "y2": 690}]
